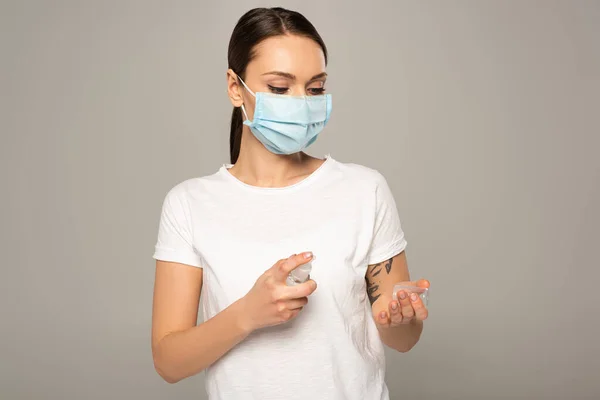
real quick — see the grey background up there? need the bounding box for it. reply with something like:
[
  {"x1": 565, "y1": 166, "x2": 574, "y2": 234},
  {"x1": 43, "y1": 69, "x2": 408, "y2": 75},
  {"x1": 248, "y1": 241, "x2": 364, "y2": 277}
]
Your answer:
[{"x1": 1, "y1": 1, "x2": 599, "y2": 399}]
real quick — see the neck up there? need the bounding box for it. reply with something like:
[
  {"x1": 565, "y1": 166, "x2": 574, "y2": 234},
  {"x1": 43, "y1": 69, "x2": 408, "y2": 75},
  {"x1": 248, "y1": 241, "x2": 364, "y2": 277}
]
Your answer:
[{"x1": 229, "y1": 129, "x2": 318, "y2": 188}]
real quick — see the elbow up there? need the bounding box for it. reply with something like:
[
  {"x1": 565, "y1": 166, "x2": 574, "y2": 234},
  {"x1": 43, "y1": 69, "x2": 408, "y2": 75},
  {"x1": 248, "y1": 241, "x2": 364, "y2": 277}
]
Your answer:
[
  {"x1": 160, "y1": 374, "x2": 179, "y2": 385},
  {"x1": 160, "y1": 373, "x2": 180, "y2": 385},
  {"x1": 152, "y1": 344, "x2": 193, "y2": 384},
  {"x1": 152, "y1": 353, "x2": 206, "y2": 384},
  {"x1": 153, "y1": 358, "x2": 181, "y2": 384},
  {"x1": 152, "y1": 336, "x2": 185, "y2": 384}
]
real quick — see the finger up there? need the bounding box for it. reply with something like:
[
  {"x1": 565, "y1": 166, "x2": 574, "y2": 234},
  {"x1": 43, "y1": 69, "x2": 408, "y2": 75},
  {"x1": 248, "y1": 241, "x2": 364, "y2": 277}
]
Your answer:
[
  {"x1": 389, "y1": 300, "x2": 403, "y2": 325},
  {"x1": 375, "y1": 310, "x2": 390, "y2": 328},
  {"x1": 416, "y1": 279, "x2": 430, "y2": 289},
  {"x1": 273, "y1": 252, "x2": 313, "y2": 281},
  {"x1": 289, "y1": 309, "x2": 301, "y2": 320},
  {"x1": 285, "y1": 297, "x2": 309, "y2": 310},
  {"x1": 399, "y1": 279, "x2": 429, "y2": 288},
  {"x1": 281, "y1": 278, "x2": 317, "y2": 300},
  {"x1": 397, "y1": 290, "x2": 414, "y2": 321},
  {"x1": 410, "y1": 292, "x2": 429, "y2": 320}
]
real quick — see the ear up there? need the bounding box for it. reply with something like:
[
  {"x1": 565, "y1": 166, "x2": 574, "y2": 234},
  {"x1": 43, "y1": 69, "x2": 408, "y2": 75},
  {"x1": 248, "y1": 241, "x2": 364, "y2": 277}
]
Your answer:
[{"x1": 226, "y1": 69, "x2": 244, "y2": 107}]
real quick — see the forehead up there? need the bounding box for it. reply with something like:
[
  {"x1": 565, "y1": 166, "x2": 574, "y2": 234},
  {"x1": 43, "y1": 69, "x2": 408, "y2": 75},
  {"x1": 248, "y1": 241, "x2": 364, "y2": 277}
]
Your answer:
[{"x1": 247, "y1": 35, "x2": 326, "y2": 79}]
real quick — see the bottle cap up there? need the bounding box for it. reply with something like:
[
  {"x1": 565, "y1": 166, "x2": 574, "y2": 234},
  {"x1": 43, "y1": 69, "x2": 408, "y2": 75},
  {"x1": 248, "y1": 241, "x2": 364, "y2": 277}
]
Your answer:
[{"x1": 290, "y1": 262, "x2": 312, "y2": 283}]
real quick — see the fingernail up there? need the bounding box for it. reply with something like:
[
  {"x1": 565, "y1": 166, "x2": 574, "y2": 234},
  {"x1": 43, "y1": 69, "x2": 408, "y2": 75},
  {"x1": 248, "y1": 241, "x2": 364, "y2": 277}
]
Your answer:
[
  {"x1": 399, "y1": 291, "x2": 407, "y2": 300},
  {"x1": 380, "y1": 311, "x2": 387, "y2": 319},
  {"x1": 410, "y1": 293, "x2": 418, "y2": 302},
  {"x1": 391, "y1": 302, "x2": 398, "y2": 310},
  {"x1": 303, "y1": 252, "x2": 313, "y2": 259}
]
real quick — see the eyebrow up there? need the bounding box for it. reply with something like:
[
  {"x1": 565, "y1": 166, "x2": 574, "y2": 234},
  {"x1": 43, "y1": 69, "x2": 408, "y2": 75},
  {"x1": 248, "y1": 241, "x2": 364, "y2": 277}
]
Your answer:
[{"x1": 261, "y1": 71, "x2": 328, "y2": 82}]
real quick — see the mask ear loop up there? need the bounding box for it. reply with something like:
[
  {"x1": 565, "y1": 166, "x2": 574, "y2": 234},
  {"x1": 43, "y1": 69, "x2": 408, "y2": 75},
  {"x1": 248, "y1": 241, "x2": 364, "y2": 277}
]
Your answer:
[
  {"x1": 240, "y1": 105, "x2": 249, "y2": 121},
  {"x1": 237, "y1": 75, "x2": 255, "y2": 122}
]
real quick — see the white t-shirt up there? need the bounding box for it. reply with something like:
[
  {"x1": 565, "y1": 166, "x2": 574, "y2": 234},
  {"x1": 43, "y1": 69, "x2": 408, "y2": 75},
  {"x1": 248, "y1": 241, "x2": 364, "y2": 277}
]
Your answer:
[{"x1": 153, "y1": 155, "x2": 407, "y2": 400}]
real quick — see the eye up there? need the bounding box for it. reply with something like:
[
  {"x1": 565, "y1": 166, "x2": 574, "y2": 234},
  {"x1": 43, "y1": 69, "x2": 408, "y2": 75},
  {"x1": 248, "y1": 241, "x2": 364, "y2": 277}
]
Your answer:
[
  {"x1": 268, "y1": 85, "x2": 288, "y2": 94},
  {"x1": 308, "y1": 87, "x2": 326, "y2": 95}
]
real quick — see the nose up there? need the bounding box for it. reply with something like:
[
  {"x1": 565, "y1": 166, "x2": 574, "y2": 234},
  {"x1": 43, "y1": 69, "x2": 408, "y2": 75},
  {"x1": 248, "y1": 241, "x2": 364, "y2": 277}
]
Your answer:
[{"x1": 290, "y1": 83, "x2": 308, "y2": 96}]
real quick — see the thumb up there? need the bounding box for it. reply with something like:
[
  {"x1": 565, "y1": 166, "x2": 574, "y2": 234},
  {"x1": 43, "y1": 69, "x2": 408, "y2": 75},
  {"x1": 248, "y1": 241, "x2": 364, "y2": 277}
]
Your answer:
[
  {"x1": 400, "y1": 279, "x2": 430, "y2": 288},
  {"x1": 415, "y1": 279, "x2": 430, "y2": 288},
  {"x1": 273, "y1": 252, "x2": 313, "y2": 281}
]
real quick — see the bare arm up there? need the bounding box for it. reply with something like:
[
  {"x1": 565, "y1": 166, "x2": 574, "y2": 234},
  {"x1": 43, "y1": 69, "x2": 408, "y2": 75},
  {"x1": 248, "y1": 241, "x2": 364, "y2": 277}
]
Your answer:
[
  {"x1": 365, "y1": 252, "x2": 428, "y2": 352},
  {"x1": 151, "y1": 260, "x2": 252, "y2": 383},
  {"x1": 151, "y1": 253, "x2": 317, "y2": 383}
]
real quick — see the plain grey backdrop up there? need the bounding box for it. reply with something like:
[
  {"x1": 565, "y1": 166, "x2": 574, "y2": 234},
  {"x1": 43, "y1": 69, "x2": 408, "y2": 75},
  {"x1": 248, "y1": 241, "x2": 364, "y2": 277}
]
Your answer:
[{"x1": 1, "y1": 0, "x2": 599, "y2": 399}]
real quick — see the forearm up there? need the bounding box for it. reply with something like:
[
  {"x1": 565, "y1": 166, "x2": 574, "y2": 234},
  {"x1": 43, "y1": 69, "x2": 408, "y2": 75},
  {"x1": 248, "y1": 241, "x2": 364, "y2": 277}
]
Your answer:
[
  {"x1": 153, "y1": 299, "x2": 252, "y2": 383},
  {"x1": 378, "y1": 319, "x2": 423, "y2": 352}
]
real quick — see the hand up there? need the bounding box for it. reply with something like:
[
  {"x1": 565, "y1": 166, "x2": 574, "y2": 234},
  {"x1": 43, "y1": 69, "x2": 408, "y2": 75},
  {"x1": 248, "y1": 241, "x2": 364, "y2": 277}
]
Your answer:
[
  {"x1": 374, "y1": 279, "x2": 430, "y2": 329},
  {"x1": 239, "y1": 252, "x2": 317, "y2": 332}
]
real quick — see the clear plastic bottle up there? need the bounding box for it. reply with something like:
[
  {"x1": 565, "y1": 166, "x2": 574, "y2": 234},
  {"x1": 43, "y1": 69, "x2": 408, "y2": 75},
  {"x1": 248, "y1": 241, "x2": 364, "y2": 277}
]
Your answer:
[
  {"x1": 286, "y1": 262, "x2": 312, "y2": 286},
  {"x1": 393, "y1": 284, "x2": 429, "y2": 306}
]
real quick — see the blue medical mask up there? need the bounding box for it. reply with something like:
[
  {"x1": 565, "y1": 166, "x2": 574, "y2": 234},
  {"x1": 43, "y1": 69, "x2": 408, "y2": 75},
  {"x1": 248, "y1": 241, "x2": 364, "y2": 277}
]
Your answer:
[{"x1": 238, "y1": 76, "x2": 332, "y2": 155}]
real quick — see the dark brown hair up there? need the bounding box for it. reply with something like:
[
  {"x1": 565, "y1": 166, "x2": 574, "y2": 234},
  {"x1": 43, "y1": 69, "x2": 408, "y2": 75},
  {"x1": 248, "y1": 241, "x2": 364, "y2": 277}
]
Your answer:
[{"x1": 227, "y1": 7, "x2": 328, "y2": 164}]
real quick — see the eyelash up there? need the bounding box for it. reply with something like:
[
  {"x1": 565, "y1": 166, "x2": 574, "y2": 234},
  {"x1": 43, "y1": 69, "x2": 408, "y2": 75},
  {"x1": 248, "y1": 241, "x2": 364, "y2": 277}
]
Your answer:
[{"x1": 268, "y1": 85, "x2": 326, "y2": 95}]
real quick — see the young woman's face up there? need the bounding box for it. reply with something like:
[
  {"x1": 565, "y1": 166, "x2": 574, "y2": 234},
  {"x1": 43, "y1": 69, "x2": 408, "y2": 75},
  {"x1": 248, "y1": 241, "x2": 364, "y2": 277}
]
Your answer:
[{"x1": 228, "y1": 34, "x2": 327, "y2": 115}]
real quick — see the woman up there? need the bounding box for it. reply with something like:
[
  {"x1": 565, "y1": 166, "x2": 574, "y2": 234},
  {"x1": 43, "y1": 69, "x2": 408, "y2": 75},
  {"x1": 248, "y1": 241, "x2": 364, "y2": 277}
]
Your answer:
[{"x1": 151, "y1": 7, "x2": 430, "y2": 400}]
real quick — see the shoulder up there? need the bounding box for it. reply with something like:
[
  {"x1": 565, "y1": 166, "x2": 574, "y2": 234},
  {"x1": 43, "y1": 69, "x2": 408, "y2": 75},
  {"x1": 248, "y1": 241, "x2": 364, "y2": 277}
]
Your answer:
[
  {"x1": 161, "y1": 169, "x2": 225, "y2": 205},
  {"x1": 329, "y1": 157, "x2": 388, "y2": 190}
]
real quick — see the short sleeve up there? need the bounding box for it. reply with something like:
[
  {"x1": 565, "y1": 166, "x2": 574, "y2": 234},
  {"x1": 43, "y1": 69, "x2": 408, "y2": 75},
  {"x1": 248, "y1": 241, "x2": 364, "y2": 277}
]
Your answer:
[
  {"x1": 365, "y1": 171, "x2": 408, "y2": 265},
  {"x1": 152, "y1": 187, "x2": 203, "y2": 268}
]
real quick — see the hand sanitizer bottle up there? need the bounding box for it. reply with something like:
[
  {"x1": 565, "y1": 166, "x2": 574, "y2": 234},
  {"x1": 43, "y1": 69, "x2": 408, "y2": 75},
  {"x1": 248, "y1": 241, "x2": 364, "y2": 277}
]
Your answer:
[{"x1": 286, "y1": 261, "x2": 312, "y2": 286}]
